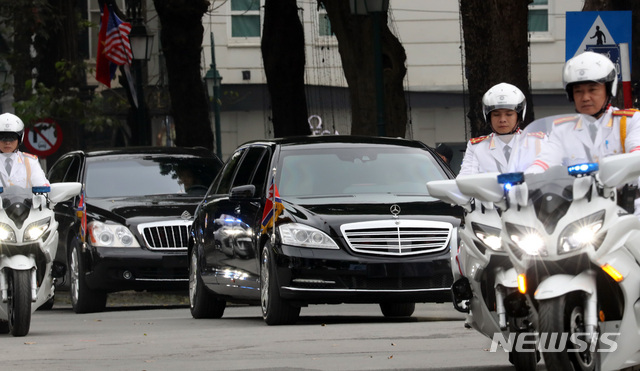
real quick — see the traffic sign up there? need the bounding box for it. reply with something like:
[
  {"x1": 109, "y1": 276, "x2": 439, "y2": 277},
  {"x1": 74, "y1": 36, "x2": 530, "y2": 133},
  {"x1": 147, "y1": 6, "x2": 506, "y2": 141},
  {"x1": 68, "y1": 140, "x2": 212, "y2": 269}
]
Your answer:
[
  {"x1": 23, "y1": 118, "x2": 63, "y2": 158},
  {"x1": 566, "y1": 11, "x2": 632, "y2": 60}
]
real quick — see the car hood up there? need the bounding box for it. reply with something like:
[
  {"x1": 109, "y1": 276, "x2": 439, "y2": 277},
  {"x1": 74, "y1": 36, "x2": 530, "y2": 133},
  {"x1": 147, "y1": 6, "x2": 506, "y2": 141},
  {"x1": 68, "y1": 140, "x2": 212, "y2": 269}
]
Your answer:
[
  {"x1": 281, "y1": 194, "x2": 462, "y2": 230},
  {"x1": 87, "y1": 195, "x2": 203, "y2": 225}
]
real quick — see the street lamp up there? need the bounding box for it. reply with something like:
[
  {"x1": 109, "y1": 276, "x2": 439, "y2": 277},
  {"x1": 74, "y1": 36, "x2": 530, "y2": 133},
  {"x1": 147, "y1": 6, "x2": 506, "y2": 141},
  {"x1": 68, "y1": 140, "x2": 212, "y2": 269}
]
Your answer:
[
  {"x1": 204, "y1": 32, "x2": 223, "y2": 158},
  {"x1": 127, "y1": 0, "x2": 154, "y2": 146},
  {"x1": 349, "y1": 0, "x2": 389, "y2": 137}
]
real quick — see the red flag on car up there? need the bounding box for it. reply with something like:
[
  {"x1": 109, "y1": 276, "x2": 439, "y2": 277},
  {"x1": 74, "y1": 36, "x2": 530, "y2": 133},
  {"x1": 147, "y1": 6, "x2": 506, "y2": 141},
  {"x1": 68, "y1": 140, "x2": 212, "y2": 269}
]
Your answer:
[
  {"x1": 96, "y1": 2, "x2": 132, "y2": 87},
  {"x1": 261, "y1": 177, "x2": 284, "y2": 234}
]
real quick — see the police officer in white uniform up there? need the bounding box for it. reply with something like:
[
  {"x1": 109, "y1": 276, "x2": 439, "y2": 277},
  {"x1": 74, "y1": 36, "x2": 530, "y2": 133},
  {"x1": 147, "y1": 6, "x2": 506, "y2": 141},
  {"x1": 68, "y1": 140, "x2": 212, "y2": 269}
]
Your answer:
[
  {"x1": 458, "y1": 83, "x2": 546, "y2": 176},
  {"x1": 526, "y1": 52, "x2": 640, "y2": 216},
  {"x1": 0, "y1": 113, "x2": 49, "y2": 188}
]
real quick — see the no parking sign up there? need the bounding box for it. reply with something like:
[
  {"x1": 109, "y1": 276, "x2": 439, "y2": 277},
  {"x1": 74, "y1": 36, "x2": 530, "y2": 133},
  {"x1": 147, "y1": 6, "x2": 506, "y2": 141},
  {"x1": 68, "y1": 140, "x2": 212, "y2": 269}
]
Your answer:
[{"x1": 23, "y1": 118, "x2": 63, "y2": 158}]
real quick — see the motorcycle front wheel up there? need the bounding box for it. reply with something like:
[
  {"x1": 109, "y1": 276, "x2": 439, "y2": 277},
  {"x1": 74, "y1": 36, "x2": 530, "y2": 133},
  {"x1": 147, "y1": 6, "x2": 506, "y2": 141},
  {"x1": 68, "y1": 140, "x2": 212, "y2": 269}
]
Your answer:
[
  {"x1": 8, "y1": 269, "x2": 32, "y2": 337},
  {"x1": 539, "y1": 292, "x2": 599, "y2": 371}
]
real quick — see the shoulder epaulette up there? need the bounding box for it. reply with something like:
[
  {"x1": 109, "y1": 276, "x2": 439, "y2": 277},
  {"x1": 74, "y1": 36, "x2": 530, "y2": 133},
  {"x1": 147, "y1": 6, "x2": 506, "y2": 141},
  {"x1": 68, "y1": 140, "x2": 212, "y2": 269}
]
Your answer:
[
  {"x1": 526, "y1": 131, "x2": 546, "y2": 139},
  {"x1": 613, "y1": 109, "x2": 639, "y2": 117},
  {"x1": 23, "y1": 152, "x2": 38, "y2": 160},
  {"x1": 553, "y1": 116, "x2": 578, "y2": 126},
  {"x1": 469, "y1": 135, "x2": 489, "y2": 144}
]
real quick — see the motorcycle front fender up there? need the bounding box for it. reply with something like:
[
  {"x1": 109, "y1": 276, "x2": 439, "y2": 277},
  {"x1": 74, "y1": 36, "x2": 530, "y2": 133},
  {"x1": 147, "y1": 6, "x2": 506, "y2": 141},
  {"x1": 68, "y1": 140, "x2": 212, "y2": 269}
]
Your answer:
[
  {"x1": 494, "y1": 267, "x2": 518, "y2": 289},
  {"x1": 0, "y1": 255, "x2": 36, "y2": 271},
  {"x1": 534, "y1": 270, "x2": 596, "y2": 301}
]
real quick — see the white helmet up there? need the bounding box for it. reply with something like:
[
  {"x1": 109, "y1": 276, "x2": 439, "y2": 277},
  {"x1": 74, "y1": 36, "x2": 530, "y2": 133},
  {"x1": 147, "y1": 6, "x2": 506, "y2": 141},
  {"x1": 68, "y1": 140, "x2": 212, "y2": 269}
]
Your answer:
[
  {"x1": 0, "y1": 113, "x2": 25, "y2": 144},
  {"x1": 562, "y1": 51, "x2": 618, "y2": 102},
  {"x1": 482, "y1": 83, "x2": 527, "y2": 125}
]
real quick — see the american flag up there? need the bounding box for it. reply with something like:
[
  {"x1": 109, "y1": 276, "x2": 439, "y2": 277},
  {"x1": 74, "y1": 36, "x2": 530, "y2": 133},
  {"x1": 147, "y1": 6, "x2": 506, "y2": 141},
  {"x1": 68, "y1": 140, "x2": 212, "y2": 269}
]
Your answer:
[{"x1": 103, "y1": 7, "x2": 132, "y2": 65}]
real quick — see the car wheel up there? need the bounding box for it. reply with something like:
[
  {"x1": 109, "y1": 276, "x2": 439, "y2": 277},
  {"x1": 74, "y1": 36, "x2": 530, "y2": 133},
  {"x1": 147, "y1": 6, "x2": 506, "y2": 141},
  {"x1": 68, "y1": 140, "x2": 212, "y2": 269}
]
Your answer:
[
  {"x1": 189, "y1": 247, "x2": 226, "y2": 319},
  {"x1": 69, "y1": 238, "x2": 107, "y2": 313},
  {"x1": 260, "y1": 243, "x2": 300, "y2": 325},
  {"x1": 379, "y1": 302, "x2": 415, "y2": 317}
]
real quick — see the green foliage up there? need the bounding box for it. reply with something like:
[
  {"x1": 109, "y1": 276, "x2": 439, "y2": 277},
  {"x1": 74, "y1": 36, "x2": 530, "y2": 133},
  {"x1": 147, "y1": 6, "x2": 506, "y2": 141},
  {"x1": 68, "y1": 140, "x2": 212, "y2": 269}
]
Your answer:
[{"x1": 13, "y1": 60, "x2": 128, "y2": 132}]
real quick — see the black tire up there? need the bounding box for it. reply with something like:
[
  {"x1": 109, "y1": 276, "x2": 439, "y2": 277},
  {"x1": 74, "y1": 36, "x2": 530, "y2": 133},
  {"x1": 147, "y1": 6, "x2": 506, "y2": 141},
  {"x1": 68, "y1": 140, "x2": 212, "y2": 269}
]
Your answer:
[
  {"x1": 69, "y1": 238, "x2": 107, "y2": 313},
  {"x1": 260, "y1": 243, "x2": 300, "y2": 325},
  {"x1": 379, "y1": 302, "x2": 415, "y2": 317},
  {"x1": 189, "y1": 247, "x2": 226, "y2": 319},
  {"x1": 38, "y1": 296, "x2": 55, "y2": 311},
  {"x1": 539, "y1": 293, "x2": 599, "y2": 371},
  {"x1": 0, "y1": 320, "x2": 9, "y2": 334},
  {"x1": 508, "y1": 332, "x2": 539, "y2": 371},
  {"x1": 8, "y1": 269, "x2": 32, "y2": 337}
]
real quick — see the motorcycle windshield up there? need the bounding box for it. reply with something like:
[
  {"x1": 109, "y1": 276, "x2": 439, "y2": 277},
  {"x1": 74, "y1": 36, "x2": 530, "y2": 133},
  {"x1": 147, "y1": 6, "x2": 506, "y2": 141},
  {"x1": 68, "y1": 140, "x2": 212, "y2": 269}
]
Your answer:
[
  {"x1": 1, "y1": 186, "x2": 34, "y2": 206},
  {"x1": 518, "y1": 113, "x2": 596, "y2": 233}
]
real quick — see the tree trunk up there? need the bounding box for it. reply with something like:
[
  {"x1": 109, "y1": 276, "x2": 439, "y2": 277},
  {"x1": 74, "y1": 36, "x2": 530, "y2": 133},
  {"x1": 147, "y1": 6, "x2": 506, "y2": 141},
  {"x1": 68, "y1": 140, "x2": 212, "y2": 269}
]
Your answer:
[
  {"x1": 32, "y1": 0, "x2": 84, "y2": 165},
  {"x1": 154, "y1": 0, "x2": 214, "y2": 149},
  {"x1": 460, "y1": 0, "x2": 534, "y2": 138},
  {"x1": 261, "y1": 0, "x2": 310, "y2": 137},
  {"x1": 321, "y1": 0, "x2": 408, "y2": 137},
  {"x1": 582, "y1": 0, "x2": 640, "y2": 108}
]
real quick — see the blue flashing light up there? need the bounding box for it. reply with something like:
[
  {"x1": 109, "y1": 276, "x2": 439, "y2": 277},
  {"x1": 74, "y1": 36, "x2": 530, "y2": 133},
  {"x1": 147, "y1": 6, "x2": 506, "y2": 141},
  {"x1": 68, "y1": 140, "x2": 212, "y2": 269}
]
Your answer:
[
  {"x1": 0, "y1": 187, "x2": 3, "y2": 194},
  {"x1": 498, "y1": 172, "x2": 525, "y2": 186},
  {"x1": 504, "y1": 183, "x2": 513, "y2": 191},
  {"x1": 567, "y1": 163, "x2": 599, "y2": 177},
  {"x1": 32, "y1": 186, "x2": 51, "y2": 194}
]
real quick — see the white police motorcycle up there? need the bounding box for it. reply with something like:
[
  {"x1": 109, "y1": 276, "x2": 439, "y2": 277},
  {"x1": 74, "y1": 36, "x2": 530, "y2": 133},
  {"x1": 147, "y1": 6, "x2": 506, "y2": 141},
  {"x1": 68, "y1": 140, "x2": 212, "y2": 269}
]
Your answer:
[
  {"x1": 0, "y1": 183, "x2": 81, "y2": 336},
  {"x1": 455, "y1": 116, "x2": 640, "y2": 370},
  {"x1": 428, "y1": 179, "x2": 538, "y2": 370}
]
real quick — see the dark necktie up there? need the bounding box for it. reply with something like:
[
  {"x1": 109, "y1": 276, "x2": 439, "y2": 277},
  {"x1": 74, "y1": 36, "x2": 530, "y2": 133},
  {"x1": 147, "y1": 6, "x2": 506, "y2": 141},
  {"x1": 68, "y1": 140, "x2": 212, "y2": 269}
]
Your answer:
[
  {"x1": 5, "y1": 158, "x2": 11, "y2": 175},
  {"x1": 503, "y1": 145, "x2": 511, "y2": 162}
]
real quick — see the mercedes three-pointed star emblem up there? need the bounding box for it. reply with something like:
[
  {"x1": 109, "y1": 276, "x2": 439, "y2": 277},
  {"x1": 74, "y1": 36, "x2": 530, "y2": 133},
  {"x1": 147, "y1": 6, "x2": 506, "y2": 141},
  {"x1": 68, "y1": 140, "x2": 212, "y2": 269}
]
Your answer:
[{"x1": 390, "y1": 204, "x2": 401, "y2": 216}]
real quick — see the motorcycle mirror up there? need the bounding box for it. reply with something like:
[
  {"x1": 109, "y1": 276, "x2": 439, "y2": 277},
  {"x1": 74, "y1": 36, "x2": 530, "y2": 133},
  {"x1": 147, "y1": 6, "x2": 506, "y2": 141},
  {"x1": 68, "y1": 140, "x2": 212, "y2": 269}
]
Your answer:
[
  {"x1": 599, "y1": 152, "x2": 640, "y2": 188},
  {"x1": 456, "y1": 172, "x2": 504, "y2": 204},
  {"x1": 49, "y1": 182, "x2": 82, "y2": 204},
  {"x1": 426, "y1": 179, "x2": 471, "y2": 207}
]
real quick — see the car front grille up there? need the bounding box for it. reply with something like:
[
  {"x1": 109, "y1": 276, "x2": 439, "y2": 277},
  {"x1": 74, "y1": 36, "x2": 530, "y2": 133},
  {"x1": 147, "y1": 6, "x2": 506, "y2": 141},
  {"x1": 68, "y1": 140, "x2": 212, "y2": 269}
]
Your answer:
[
  {"x1": 341, "y1": 219, "x2": 452, "y2": 256},
  {"x1": 138, "y1": 220, "x2": 192, "y2": 251}
]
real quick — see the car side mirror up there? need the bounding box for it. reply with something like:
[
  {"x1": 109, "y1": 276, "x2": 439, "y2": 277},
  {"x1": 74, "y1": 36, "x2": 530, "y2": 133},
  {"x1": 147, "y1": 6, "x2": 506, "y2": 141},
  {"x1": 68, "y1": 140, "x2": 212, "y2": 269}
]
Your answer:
[{"x1": 230, "y1": 185, "x2": 256, "y2": 200}]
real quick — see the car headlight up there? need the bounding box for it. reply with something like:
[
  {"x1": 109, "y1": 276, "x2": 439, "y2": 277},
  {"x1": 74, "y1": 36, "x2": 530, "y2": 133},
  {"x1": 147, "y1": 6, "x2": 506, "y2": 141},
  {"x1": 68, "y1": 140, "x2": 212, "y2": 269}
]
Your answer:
[
  {"x1": 558, "y1": 210, "x2": 605, "y2": 254},
  {"x1": 505, "y1": 222, "x2": 546, "y2": 256},
  {"x1": 24, "y1": 217, "x2": 51, "y2": 242},
  {"x1": 471, "y1": 222, "x2": 502, "y2": 251},
  {"x1": 89, "y1": 221, "x2": 140, "y2": 247},
  {"x1": 279, "y1": 223, "x2": 339, "y2": 249},
  {"x1": 0, "y1": 222, "x2": 16, "y2": 243}
]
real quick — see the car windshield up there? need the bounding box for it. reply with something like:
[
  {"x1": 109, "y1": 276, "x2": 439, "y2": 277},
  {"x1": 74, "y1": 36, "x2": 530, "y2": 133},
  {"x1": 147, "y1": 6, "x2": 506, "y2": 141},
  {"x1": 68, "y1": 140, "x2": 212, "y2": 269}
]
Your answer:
[
  {"x1": 277, "y1": 145, "x2": 448, "y2": 197},
  {"x1": 86, "y1": 156, "x2": 218, "y2": 198}
]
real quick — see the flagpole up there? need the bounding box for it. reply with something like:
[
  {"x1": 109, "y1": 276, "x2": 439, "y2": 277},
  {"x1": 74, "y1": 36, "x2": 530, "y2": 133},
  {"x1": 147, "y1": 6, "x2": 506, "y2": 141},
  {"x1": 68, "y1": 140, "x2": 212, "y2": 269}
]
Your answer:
[{"x1": 271, "y1": 167, "x2": 277, "y2": 238}]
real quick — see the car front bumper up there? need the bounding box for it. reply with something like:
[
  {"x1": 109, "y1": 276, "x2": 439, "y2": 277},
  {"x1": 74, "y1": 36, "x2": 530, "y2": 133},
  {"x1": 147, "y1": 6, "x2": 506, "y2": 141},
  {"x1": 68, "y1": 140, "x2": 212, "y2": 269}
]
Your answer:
[
  {"x1": 83, "y1": 244, "x2": 188, "y2": 292},
  {"x1": 276, "y1": 244, "x2": 453, "y2": 304}
]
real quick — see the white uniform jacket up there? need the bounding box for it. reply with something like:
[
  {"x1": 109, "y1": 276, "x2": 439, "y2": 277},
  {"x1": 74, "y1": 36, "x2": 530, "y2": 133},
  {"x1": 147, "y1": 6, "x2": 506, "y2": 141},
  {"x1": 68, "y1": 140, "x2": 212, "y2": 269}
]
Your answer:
[
  {"x1": 527, "y1": 107, "x2": 640, "y2": 172},
  {"x1": 0, "y1": 151, "x2": 50, "y2": 188},
  {"x1": 458, "y1": 130, "x2": 547, "y2": 176}
]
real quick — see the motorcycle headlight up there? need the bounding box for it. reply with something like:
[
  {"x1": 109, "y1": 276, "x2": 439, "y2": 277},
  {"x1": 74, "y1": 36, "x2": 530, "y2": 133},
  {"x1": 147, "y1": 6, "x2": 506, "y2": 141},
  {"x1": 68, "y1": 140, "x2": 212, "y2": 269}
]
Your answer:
[
  {"x1": 279, "y1": 223, "x2": 339, "y2": 249},
  {"x1": 471, "y1": 222, "x2": 502, "y2": 251},
  {"x1": 88, "y1": 221, "x2": 140, "y2": 247},
  {"x1": 24, "y1": 217, "x2": 51, "y2": 242},
  {"x1": 0, "y1": 222, "x2": 16, "y2": 243},
  {"x1": 505, "y1": 222, "x2": 547, "y2": 256},
  {"x1": 558, "y1": 210, "x2": 605, "y2": 254}
]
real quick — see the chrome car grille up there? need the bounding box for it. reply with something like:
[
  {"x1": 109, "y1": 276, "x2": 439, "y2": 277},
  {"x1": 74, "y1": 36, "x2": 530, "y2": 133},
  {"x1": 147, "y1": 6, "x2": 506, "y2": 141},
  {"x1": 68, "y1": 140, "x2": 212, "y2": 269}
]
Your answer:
[
  {"x1": 341, "y1": 220, "x2": 452, "y2": 256},
  {"x1": 138, "y1": 220, "x2": 192, "y2": 251}
]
